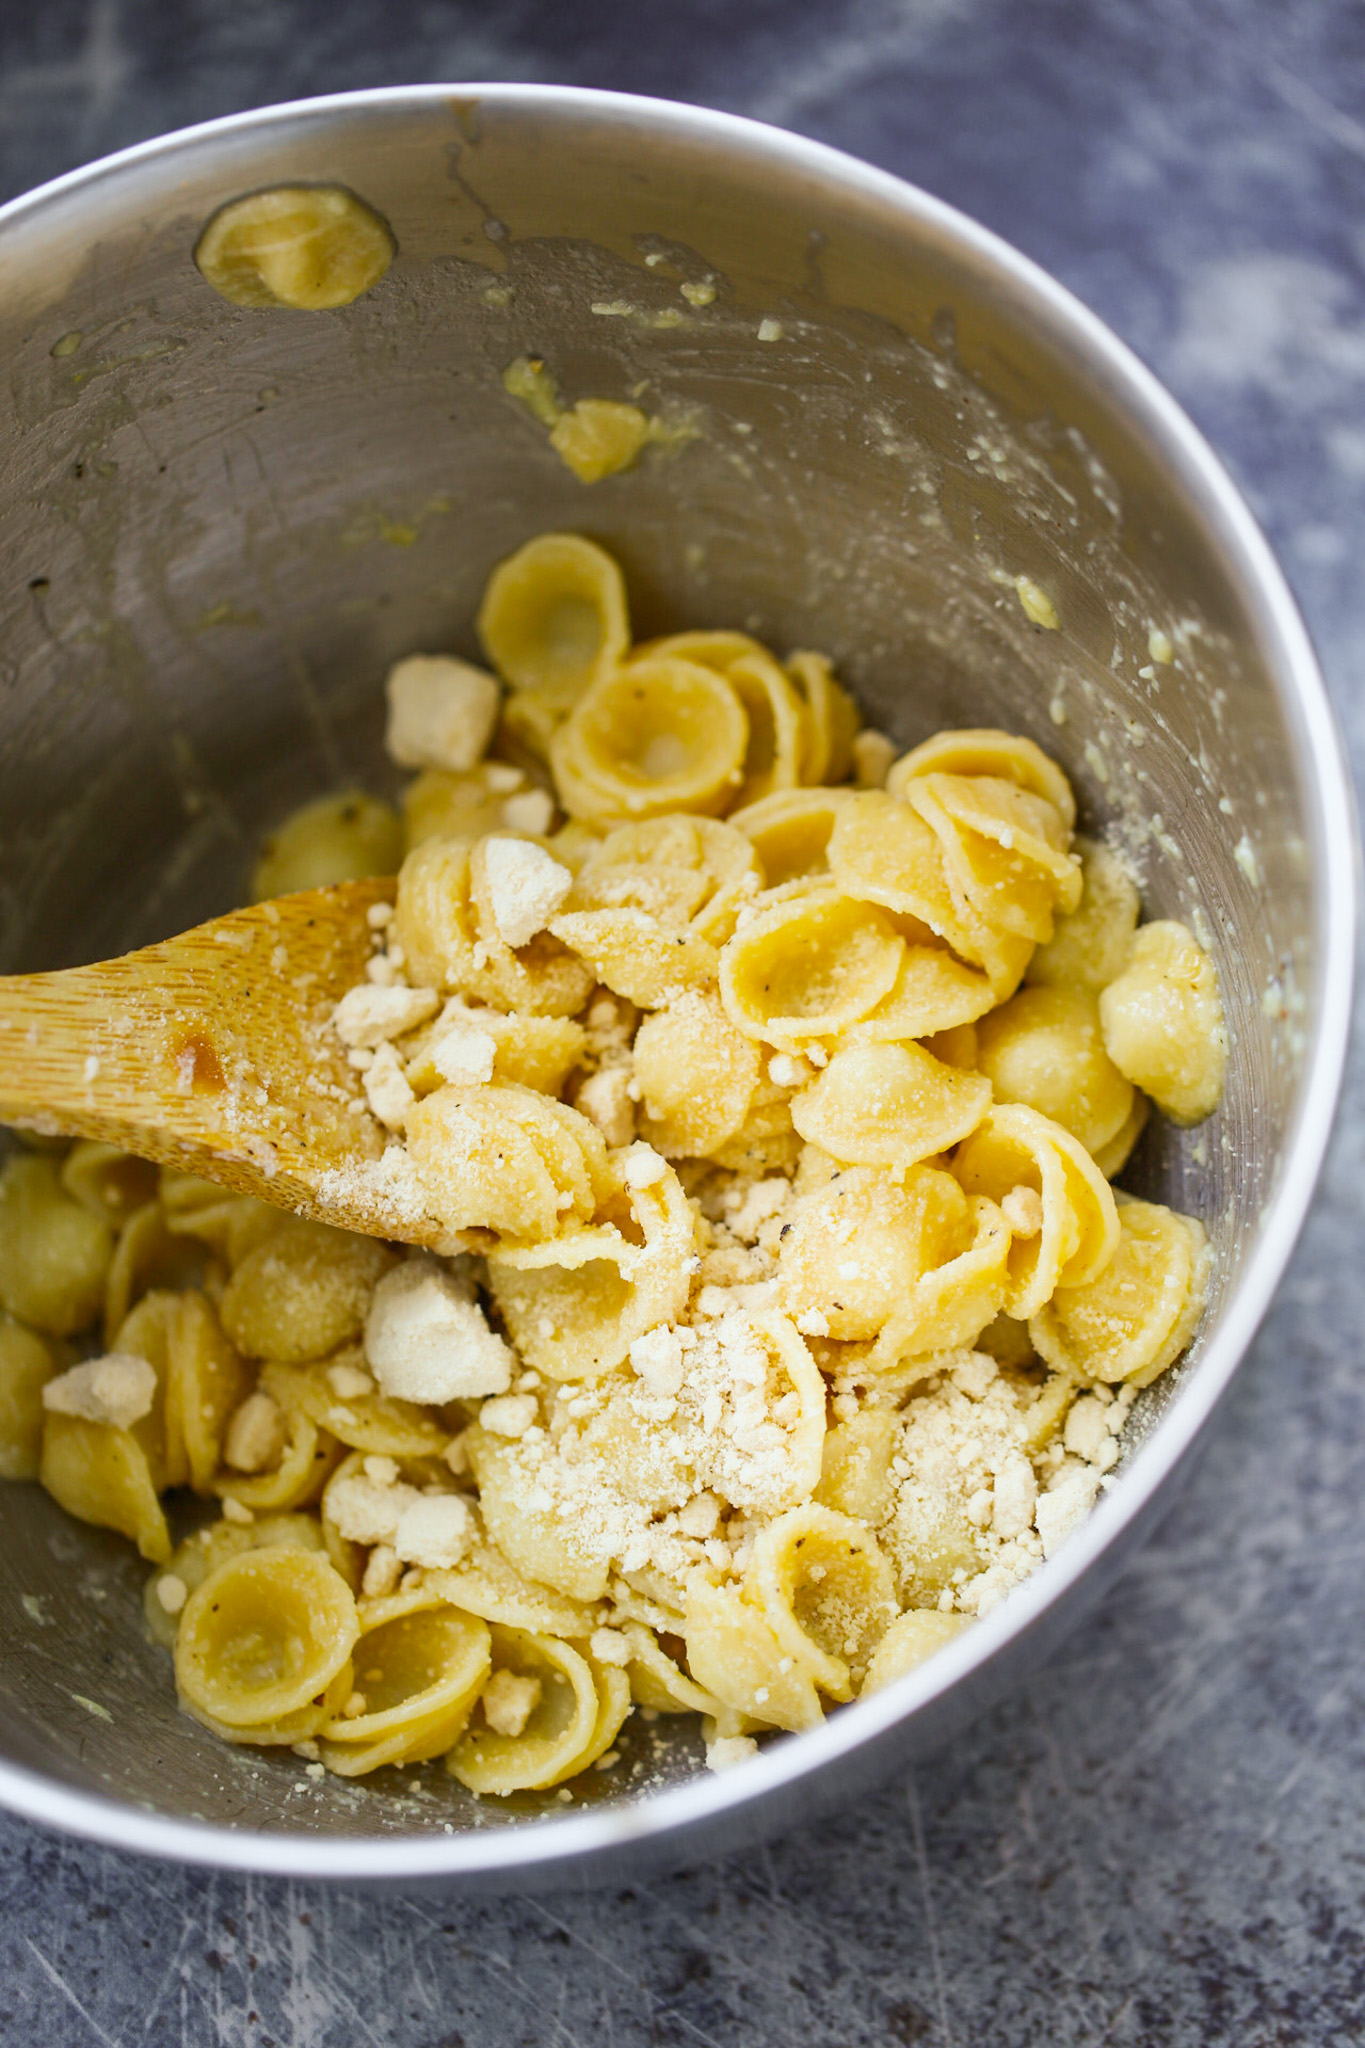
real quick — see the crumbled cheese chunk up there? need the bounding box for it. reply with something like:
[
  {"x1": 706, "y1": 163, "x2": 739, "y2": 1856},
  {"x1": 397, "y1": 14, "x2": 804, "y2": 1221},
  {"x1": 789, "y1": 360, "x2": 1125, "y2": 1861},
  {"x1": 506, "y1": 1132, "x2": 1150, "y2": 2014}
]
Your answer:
[
  {"x1": 326, "y1": 1360, "x2": 375, "y2": 1401},
  {"x1": 991, "y1": 1451, "x2": 1038, "y2": 1540},
  {"x1": 501, "y1": 787, "x2": 555, "y2": 835},
  {"x1": 1034, "y1": 1463, "x2": 1101, "y2": 1559},
  {"x1": 221, "y1": 1496, "x2": 254, "y2": 1525},
  {"x1": 724, "y1": 1177, "x2": 791, "y2": 1244},
  {"x1": 156, "y1": 1574, "x2": 188, "y2": 1616},
  {"x1": 575, "y1": 1065, "x2": 636, "y2": 1147},
  {"x1": 795, "y1": 1308, "x2": 830, "y2": 1338},
  {"x1": 428, "y1": 1020, "x2": 498, "y2": 1087},
  {"x1": 333, "y1": 983, "x2": 439, "y2": 1049},
  {"x1": 224, "y1": 1390, "x2": 287, "y2": 1474},
  {"x1": 629, "y1": 1324, "x2": 685, "y2": 1397},
  {"x1": 479, "y1": 1392, "x2": 539, "y2": 1438},
  {"x1": 589, "y1": 1627, "x2": 633, "y2": 1667},
  {"x1": 706, "y1": 1734, "x2": 758, "y2": 1772},
  {"x1": 327, "y1": 1472, "x2": 424, "y2": 1547},
  {"x1": 1001, "y1": 1185, "x2": 1044, "y2": 1238},
  {"x1": 384, "y1": 653, "x2": 501, "y2": 772},
  {"x1": 677, "y1": 1491, "x2": 722, "y2": 1538},
  {"x1": 42, "y1": 1354, "x2": 157, "y2": 1432},
  {"x1": 1063, "y1": 1394, "x2": 1115, "y2": 1464},
  {"x1": 393, "y1": 1493, "x2": 475, "y2": 1570},
  {"x1": 365, "y1": 1257, "x2": 513, "y2": 1402},
  {"x1": 482, "y1": 1668, "x2": 541, "y2": 1737},
  {"x1": 482, "y1": 837, "x2": 573, "y2": 949},
  {"x1": 623, "y1": 1141, "x2": 667, "y2": 1189},
  {"x1": 364, "y1": 1042, "x2": 416, "y2": 1131}
]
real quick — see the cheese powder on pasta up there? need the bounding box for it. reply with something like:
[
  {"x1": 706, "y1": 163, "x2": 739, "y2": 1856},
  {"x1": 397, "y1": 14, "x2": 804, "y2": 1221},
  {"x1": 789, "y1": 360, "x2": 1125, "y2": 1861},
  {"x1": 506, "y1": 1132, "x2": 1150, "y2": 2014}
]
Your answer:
[{"x1": 0, "y1": 533, "x2": 1227, "y2": 1799}]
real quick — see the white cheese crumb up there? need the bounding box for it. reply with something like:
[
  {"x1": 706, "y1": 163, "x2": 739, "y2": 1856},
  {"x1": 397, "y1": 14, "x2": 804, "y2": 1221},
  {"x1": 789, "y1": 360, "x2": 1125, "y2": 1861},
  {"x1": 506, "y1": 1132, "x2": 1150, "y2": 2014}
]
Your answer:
[
  {"x1": 221, "y1": 1496, "x2": 254, "y2": 1525},
  {"x1": 706, "y1": 1734, "x2": 759, "y2": 1772},
  {"x1": 756, "y1": 318, "x2": 783, "y2": 342},
  {"x1": 327, "y1": 1472, "x2": 423, "y2": 1547},
  {"x1": 991, "y1": 1451, "x2": 1038, "y2": 1540},
  {"x1": 1035, "y1": 1463, "x2": 1101, "y2": 1558},
  {"x1": 629, "y1": 1325, "x2": 685, "y2": 1396},
  {"x1": 42, "y1": 1354, "x2": 157, "y2": 1432},
  {"x1": 364, "y1": 1454, "x2": 400, "y2": 1485},
  {"x1": 677, "y1": 1491, "x2": 722, "y2": 1538},
  {"x1": 363, "y1": 1042, "x2": 416, "y2": 1131},
  {"x1": 326, "y1": 1361, "x2": 375, "y2": 1401},
  {"x1": 82, "y1": 1054, "x2": 101, "y2": 1083},
  {"x1": 795, "y1": 1308, "x2": 830, "y2": 1338},
  {"x1": 482, "y1": 837, "x2": 573, "y2": 948},
  {"x1": 156, "y1": 1574, "x2": 188, "y2": 1616},
  {"x1": 304, "y1": 1761, "x2": 327, "y2": 1780},
  {"x1": 365, "y1": 1257, "x2": 513, "y2": 1402},
  {"x1": 500, "y1": 787, "x2": 555, "y2": 835},
  {"x1": 480, "y1": 1392, "x2": 539, "y2": 1438},
  {"x1": 393, "y1": 1493, "x2": 475, "y2": 1570},
  {"x1": 623, "y1": 1141, "x2": 667, "y2": 1189},
  {"x1": 366, "y1": 902, "x2": 394, "y2": 929},
  {"x1": 384, "y1": 653, "x2": 501, "y2": 772},
  {"x1": 589, "y1": 1627, "x2": 633, "y2": 1667},
  {"x1": 766, "y1": 1053, "x2": 803, "y2": 1089},
  {"x1": 332, "y1": 983, "x2": 439, "y2": 1048},
  {"x1": 428, "y1": 1020, "x2": 498, "y2": 1086},
  {"x1": 223, "y1": 1390, "x2": 287, "y2": 1473},
  {"x1": 1148, "y1": 626, "x2": 1174, "y2": 664},
  {"x1": 1001, "y1": 1186, "x2": 1044, "y2": 1238},
  {"x1": 1063, "y1": 1394, "x2": 1114, "y2": 1464},
  {"x1": 482, "y1": 1669, "x2": 541, "y2": 1737},
  {"x1": 575, "y1": 1065, "x2": 636, "y2": 1147}
]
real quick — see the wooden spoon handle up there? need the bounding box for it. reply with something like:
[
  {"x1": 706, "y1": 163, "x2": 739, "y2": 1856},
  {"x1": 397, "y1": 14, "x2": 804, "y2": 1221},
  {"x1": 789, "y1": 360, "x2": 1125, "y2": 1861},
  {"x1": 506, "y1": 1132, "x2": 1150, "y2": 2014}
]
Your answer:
[{"x1": 0, "y1": 878, "x2": 393, "y2": 1207}]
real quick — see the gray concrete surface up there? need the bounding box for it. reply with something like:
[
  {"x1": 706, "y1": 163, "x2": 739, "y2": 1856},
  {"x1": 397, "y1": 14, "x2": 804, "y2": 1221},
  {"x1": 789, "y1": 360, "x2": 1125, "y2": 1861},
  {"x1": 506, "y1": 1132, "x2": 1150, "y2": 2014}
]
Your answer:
[{"x1": 3, "y1": 1, "x2": 1365, "y2": 2041}]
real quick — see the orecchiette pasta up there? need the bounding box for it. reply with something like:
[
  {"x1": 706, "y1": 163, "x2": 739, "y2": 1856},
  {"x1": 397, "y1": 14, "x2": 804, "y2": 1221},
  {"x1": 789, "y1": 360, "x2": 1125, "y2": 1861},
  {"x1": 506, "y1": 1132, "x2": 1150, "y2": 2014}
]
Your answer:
[{"x1": 7, "y1": 531, "x2": 1228, "y2": 1804}]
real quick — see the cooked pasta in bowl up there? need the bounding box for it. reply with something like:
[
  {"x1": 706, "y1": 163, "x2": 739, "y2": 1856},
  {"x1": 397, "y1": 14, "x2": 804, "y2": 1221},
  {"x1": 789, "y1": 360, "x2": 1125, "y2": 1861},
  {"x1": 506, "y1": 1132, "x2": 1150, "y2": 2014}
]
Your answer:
[{"x1": 0, "y1": 87, "x2": 1350, "y2": 1886}]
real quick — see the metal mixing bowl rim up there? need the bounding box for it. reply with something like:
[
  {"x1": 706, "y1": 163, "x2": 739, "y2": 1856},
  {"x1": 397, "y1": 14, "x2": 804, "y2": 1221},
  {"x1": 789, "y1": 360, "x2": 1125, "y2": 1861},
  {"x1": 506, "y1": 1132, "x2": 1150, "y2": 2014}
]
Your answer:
[{"x1": 0, "y1": 82, "x2": 1354, "y2": 1883}]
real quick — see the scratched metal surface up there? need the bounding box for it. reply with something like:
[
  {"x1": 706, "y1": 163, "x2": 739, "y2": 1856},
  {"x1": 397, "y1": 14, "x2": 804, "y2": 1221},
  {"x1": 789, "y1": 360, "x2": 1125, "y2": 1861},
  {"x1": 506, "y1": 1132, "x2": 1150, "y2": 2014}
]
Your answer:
[{"x1": 2, "y1": 1, "x2": 1365, "y2": 2042}]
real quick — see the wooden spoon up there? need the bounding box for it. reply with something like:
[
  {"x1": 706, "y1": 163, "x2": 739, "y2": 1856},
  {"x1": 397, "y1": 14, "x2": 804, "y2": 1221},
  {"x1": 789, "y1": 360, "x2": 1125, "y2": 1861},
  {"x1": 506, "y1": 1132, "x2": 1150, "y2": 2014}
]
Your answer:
[{"x1": 0, "y1": 879, "x2": 449, "y2": 1249}]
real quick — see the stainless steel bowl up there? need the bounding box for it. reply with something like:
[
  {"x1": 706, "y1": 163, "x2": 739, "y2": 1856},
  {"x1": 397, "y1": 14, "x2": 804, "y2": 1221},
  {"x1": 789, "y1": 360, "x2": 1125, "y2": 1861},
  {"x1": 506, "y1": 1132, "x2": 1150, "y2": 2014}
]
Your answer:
[{"x1": 0, "y1": 85, "x2": 1352, "y2": 1892}]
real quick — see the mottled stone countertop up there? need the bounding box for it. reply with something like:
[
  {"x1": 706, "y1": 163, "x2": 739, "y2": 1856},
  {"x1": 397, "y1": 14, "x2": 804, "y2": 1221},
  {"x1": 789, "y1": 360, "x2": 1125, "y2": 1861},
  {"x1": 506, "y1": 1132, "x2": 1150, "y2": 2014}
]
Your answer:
[{"x1": 4, "y1": 1, "x2": 1365, "y2": 2042}]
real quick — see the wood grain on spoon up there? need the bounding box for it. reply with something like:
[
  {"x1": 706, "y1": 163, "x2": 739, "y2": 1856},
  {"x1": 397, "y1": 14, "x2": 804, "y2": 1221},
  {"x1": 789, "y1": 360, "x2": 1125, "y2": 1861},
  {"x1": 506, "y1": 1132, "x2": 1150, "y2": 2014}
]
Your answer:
[{"x1": 0, "y1": 878, "x2": 447, "y2": 1248}]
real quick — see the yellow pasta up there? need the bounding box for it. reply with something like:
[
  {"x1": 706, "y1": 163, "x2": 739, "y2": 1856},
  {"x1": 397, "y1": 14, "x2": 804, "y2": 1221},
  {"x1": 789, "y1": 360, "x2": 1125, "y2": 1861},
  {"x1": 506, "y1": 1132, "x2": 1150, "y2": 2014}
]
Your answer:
[
  {"x1": 1030, "y1": 1194, "x2": 1210, "y2": 1386},
  {"x1": 318, "y1": 1593, "x2": 491, "y2": 1775},
  {"x1": 1099, "y1": 920, "x2": 1227, "y2": 1124},
  {"x1": 633, "y1": 993, "x2": 764, "y2": 1158},
  {"x1": 953, "y1": 1103, "x2": 1120, "y2": 1319},
  {"x1": 720, "y1": 888, "x2": 906, "y2": 1049},
  {"x1": 484, "y1": 1149, "x2": 692, "y2": 1378},
  {"x1": 861, "y1": 1609, "x2": 971, "y2": 1693},
  {"x1": 1025, "y1": 836, "x2": 1139, "y2": 991},
  {"x1": 791, "y1": 1042, "x2": 992, "y2": 1167},
  {"x1": 750, "y1": 1504, "x2": 897, "y2": 1700},
  {"x1": 888, "y1": 727, "x2": 1077, "y2": 827},
  {"x1": 0, "y1": 1153, "x2": 113, "y2": 1337},
  {"x1": 194, "y1": 184, "x2": 394, "y2": 311},
  {"x1": 551, "y1": 658, "x2": 749, "y2": 823},
  {"x1": 220, "y1": 1219, "x2": 394, "y2": 1364},
  {"x1": 406, "y1": 1084, "x2": 609, "y2": 1242},
  {"x1": 729, "y1": 786, "x2": 853, "y2": 885},
  {"x1": 446, "y1": 1626, "x2": 618, "y2": 1792},
  {"x1": 251, "y1": 790, "x2": 402, "y2": 901},
  {"x1": 477, "y1": 533, "x2": 630, "y2": 701},
  {"x1": 0, "y1": 1314, "x2": 61, "y2": 1481},
  {"x1": 175, "y1": 1548, "x2": 359, "y2": 1729},
  {"x1": 786, "y1": 650, "x2": 860, "y2": 786},
  {"x1": 976, "y1": 985, "x2": 1136, "y2": 1159},
  {"x1": 5, "y1": 533, "x2": 1231, "y2": 1803}
]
